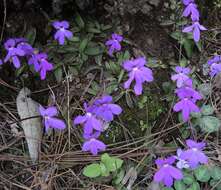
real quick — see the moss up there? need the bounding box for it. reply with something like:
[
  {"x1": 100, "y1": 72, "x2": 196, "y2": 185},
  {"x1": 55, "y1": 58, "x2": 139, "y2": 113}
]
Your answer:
[{"x1": 102, "y1": 92, "x2": 165, "y2": 143}]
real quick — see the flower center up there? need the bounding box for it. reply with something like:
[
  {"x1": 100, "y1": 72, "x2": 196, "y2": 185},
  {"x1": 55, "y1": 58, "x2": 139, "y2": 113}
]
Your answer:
[
  {"x1": 133, "y1": 67, "x2": 138, "y2": 71},
  {"x1": 60, "y1": 27, "x2": 65, "y2": 31},
  {"x1": 192, "y1": 148, "x2": 198, "y2": 151},
  {"x1": 163, "y1": 164, "x2": 169, "y2": 168},
  {"x1": 45, "y1": 116, "x2": 50, "y2": 120},
  {"x1": 86, "y1": 112, "x2": 92, "y2": 117}
]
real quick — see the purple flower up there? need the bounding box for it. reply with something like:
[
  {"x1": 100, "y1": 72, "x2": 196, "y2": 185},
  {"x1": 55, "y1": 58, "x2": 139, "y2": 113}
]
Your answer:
[
  {"x1": 52, "y1": 21, "x2": 73, "y2": 45},
  {"x1": 82, "y1": 138, "x2": 106, "y2": 155},
  {"x1": 93, "y1": 95, "x2": 122, "y2": 122},
  {"x1": 174, "y1": 149, "x2": 190, "y2": 169},
  {"x1": 83, "y1": 131, "x2": 101, "y2": 140},
  {"x1": 4, "y1": 39, "x2": 25, "y2": 68},
  {"x1": 208, "y1": 55, "x2": 221, "y2": 65},
  {"x1": 39, "y1": 105, "x2": 66, "y2": 132},
  {"x1": 175, "y1": 86, "x2": 202, "y2": 101},
  {"x1": 171, "y1": 66, "x2": 191, "y2": 88},
  {"x1": 182, "y1": 21, "x2": 207, "y2": 42},
  {"x1": 180, "y1": 139, "x2": 208, "y2": 169},
  {"x1": 73, "y1": 103, "x2": 103, "y2": 135},
  {"x1": 182, "y1": 3, "x2": 199, "y2": 21},
  {"x1": 14, "y1": 38, "x2": 27, "y2": 44},
  {"x1": 123, "y1": 57, "x2": 153, "y2": 95},
  {"x1": 207, "y1": 56, "x2": 221, "y2": 77},
  {"x1": 28, "y1": 52, "x2": 40, "y2": 72},
  {"x1": 154, "y1": 157, "x2": 183, "y2": 187},
  {"x1": 35, "y1": 53, "x2": 53, "y2": 80},
  {"x1": 0, "y1": 59, "x2": 2, "y2": 65},
  {"x1": 210, "y1": 63, "x2": 221, "y2": 77},
  {"x1": 17, "y1": 41, "x2": 34, "y2": 56},
  {"x1": 105, "y1": 33, "x2": 123, "y2": 56},
  {"x1": 173, "y1": 98, "x2": 200, "y2": 121},
  {"x1": 182, "y1": 0, "x2": 194, "y2": 6}
]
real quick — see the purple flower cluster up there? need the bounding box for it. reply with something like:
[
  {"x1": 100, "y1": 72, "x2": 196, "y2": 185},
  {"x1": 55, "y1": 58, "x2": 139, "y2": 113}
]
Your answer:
[
  {"x1": 4, "y1": 38, "x2": 26, "y2": 68},
  {"x1": 182, "y1": 0, "x2": 207, "y2": 42},
  {"x1": 52, "y1": 21, "x2": 73, "y2": 45},
  {"x1": 73, "y1": 95, "x2": 122, "y2": 155},
  {"x1": 171, "y1": 66, "x2": 202, "y2": 122},
  {"x1": 1, "y1": 20, "x2": 72, "y2": 80},
  {"x1": 154, "y1": 156, "x2": 183, "y2": 187},
  {"x1": 207, "y1": 55, "x2": 221, "y2": 77},
  {"x1": 3, "y1": 38, "x2": 54, "y2": 80},
  {"x1": 179, "y1": 139, "x2": 208, "y2": 168},
  {"x1": 39, "y1": 105, "x2": 66, "y2": 132},
  {"x1": 154, "y1": 139, "x2": 208, "y2": 187},
  {"x1": 123, "y1": 57, "x2": 154, "y2": 95},
  {"x1": 105, "y1": 33, "x2": 123, "y2": 56}
]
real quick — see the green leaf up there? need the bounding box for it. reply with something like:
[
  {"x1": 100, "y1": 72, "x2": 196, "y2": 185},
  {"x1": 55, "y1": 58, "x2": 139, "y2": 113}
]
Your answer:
[
  {"x1": 86, "y1": 27, "x2": 101, "y2": 34},
  {"x1": 81, "y1": 53, "x2": 88, "y2": 62},
  {"x1": 79, "y1": 38, "x2": 89, "y2": 52},
  {"x1": 181, "y1": 127, "x2": 191, "y2": 139},
  {"x1": 195, "y1": 41, "x2": 202, "y2": 52},
  {"x1": 179, "y1": 59, "x2": 188, "y2": 67},
  {"x1": 57, "y1": 46, "x2": 79, "y2": 53},
  {"x1": 183, "y1": 173, "x2": 194, "y2": 185},
  {"x1": 105, "y1": 83, "x2": 118, "y2": 94},
  {"x1": 103, "y1": 159, "x2": 118, "y2": 172},
  {"x1": 162, "y1": 81, "x2": 174, "y2": 94},
  {"x1": 199, "y1": 116, "x2": 221, "y2": 133},
  {"x1": 101, "y1": 153, "x2": 123, "y2": 172},
  {"x1": 101, "y1": 24, "x2": 112, "y2": 31},
  {"x1": 191, "y1": 112, "x2": 202, "y2": 118},
  {"x1": 100, "y1": 162, "x2": 110, "y2": 177},
  {"x1": 123, "y1": 50, "x2": 130, "y2": 60},
  {"x1": 54, "y1": 67, "x2": 63, "y2": 83},
  {"x1": 174, "y1": 180, "x2": 186, "y2": 190},
  {"x1": 95, "y1": 54, "x2": 103, "y2": 65},
  {"x1": 201, "y1": 105, "x2": 214, "y2": 116},
  {"x1": 183, "y1": 39, "x2": 194, "y2": 58},
  {"x1": 170, "y1": 31, "x2": 182, "y2": 41},
  {"x1": 15, "y1": 64, "x2": 27, "y2": 77},
  {"x1": 115, "y1": 158, "x2": 123, "y2": 170},
  {"x1": 101, "y1": 153, "x2": 111, "y2": 162},
  {"x1": 177, "y1": 20, "x2": 188, "y2": 26},
  {"x1": 211, "y1": 166, "x2": 221, "y2": 180},
  {"x1": 187, "y1": 182, "x2": 200, "y2": 190},
  {"x1": 118, "y1": 70, "x2": 125, "y2": 83},
  {"x1": 125, "y1": 92, "x2": 134, "y2": 108},
  {"x1": 210, "y1": 179, "x2": 217, "y2": 186},
  {"x1": 88, "y1": 81, "x2": 100, "y2": 95},
  {"x1": 194, "y1": 165, "x2": 211, "y2": 182},
  {"x1": 84, "y1": 46, "x2": 104, "y2": 56},
  {"x1": 160, "y1": 20, "x2": 175, "y2": 26},
  {"x1": 75, "y1": 13, "x2": 85, "y2": 29},
  {"x1": 113, "y1": 169, "x2": 125, "y2": 185},
  {"x1": 162, "y1": 188, "x2": 174, "y2": 190},
  {"x1": 210, "y1": 179, "x2": 221, "y2": 190},
  {"x1": 105, "y1": 61, "x2": 120, "y2": 74},
  {"x1": 69, "y1": 36, "x2": 80, "y2": 42},
  {"x1": 25, "y1": 27, "x2": 36, "y2": 45},
  {"x1": 83, "y1": 163, "x2": 101, "y2": 178},
  {"x1": 87, "y1": 88, "x2": 97, "y2": 96}
]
